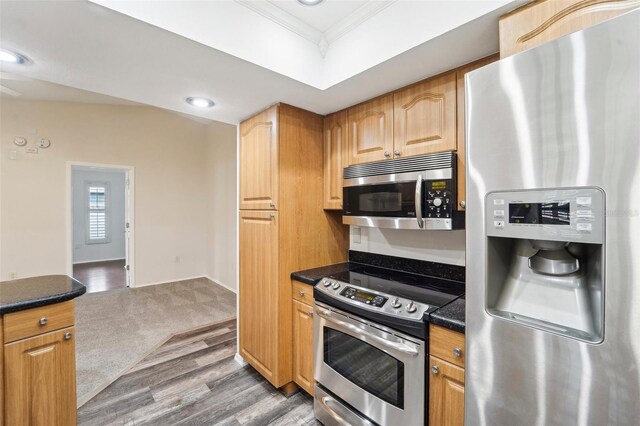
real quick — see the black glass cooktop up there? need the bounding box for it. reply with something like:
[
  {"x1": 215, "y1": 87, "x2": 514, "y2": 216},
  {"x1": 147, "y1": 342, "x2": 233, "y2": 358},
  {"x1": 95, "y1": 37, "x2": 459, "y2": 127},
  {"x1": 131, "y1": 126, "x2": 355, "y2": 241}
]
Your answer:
[{"x1": 326, "y1": 265, "x2": 464, "y2": 310}]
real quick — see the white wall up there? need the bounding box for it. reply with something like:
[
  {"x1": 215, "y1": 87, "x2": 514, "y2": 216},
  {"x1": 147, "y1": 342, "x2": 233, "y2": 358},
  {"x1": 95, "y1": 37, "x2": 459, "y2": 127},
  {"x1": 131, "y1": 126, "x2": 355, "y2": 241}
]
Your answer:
[
  {"x1": 0, "y1": 100, "x2": 236, "y2": 287},
  {"x1": 349, "y1": 226, "x2": 466, "y2": 266},
  {"x1": 205, "y1": 121, "x2": 238, "y2": 292},
  {"x1": 72, "y1": 168, "x2": 126, "y2": 264}
]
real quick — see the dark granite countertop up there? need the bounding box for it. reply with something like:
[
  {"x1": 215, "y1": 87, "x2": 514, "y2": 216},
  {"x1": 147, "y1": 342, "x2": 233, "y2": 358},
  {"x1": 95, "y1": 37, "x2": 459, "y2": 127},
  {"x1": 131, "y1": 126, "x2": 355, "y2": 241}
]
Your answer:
[
  {"x1": 0, "y1": 275, "x2": 86, "y2": 314},
  {"x1": 291, "y1": 263, "x2": 353, "y2": 285},
  {"x1": 429, "y1": 297, "x2": 465, "y2": 333}
]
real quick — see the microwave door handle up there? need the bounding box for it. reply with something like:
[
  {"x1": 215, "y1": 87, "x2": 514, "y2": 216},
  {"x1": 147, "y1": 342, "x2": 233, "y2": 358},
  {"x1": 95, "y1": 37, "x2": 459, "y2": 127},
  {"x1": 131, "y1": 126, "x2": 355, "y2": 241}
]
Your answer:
[
  {"x1": 415, "y1": 175, "x2": 424, "y2": 229},
  {"x1": 316, "y1": 309, "x2": 419, "y2": 357}
]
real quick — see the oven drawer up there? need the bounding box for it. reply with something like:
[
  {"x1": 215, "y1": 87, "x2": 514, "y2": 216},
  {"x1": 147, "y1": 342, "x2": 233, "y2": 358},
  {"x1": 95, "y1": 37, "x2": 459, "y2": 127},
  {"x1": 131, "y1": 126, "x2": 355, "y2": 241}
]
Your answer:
[
  {"x1": 292, "y1": 280, "x2": 314, "y2": 305},
  {"x1": 430, "y1": 324, "x2": 465, "y2": 368}
]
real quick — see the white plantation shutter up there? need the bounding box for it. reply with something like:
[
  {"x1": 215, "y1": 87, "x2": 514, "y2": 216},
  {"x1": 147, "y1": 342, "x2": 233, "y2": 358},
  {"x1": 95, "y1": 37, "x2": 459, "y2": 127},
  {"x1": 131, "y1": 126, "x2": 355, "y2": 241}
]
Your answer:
[{"x1": 86, "y1": 182, "x2": 111, "y2": 244}]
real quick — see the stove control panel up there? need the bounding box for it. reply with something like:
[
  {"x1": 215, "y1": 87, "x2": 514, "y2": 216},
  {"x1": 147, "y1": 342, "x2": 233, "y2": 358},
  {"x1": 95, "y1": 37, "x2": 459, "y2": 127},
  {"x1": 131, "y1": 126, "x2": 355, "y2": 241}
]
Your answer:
[
  {"x1": 316, "y1": 277, "x2": 429, "y2": 321},
  {"x1": 340, "y1": 287, "x2": 387, "y2": 307}
]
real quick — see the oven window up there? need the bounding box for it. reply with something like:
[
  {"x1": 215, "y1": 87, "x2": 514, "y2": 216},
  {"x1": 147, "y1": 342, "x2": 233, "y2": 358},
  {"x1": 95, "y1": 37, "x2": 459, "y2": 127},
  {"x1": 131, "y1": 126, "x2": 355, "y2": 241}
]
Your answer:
[
  {"x1": 343, "y1": 182, "x2": 420, "y2": 217},
  {"x1": 324, "y1": 328, "x2": 404, "y2": 409}
]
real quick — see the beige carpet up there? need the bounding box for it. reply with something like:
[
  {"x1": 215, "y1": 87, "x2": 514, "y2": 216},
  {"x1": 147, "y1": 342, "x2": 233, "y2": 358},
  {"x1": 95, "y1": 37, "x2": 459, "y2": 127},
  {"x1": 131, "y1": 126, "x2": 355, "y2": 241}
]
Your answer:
[{"x1": 74, "y1": 277, "x2": 236, "y2": 407}]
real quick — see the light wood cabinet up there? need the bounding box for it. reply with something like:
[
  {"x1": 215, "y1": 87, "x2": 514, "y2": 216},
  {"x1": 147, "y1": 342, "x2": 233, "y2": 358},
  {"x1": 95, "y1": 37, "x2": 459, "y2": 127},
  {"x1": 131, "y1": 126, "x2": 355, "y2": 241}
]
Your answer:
[
  {"x1": 429, "y1": 355, "x2": 465, "y2": 426},
  {"x1": 455, "y1": 55, "x2": 498, "y2": 211},
  {"x1": 429, "y1": 324, "x2": 465, "y2": 426},
  {"x1": 2, "y1": 302, "x2": 78, "y2": 426},
  {"x1": 323, "y1": 110, "x2": 348, "y2": 210},
  {"x1": 499, "y1": 0, "x2": 640, "y2": 58},
  {"x1": 394, "y1": 72, "x2": 457, "y2": 158},
  {"x1": 239, "y1": 106, "x2": 279, "y2": 210},
  {"x1": 239, "y1": 210, "x2": 279, "y2": 383},
  {"x1": 239, "y1": 104, "x2": 348, "y2": 391},
  {"x1": 292, "y1": 285, "x2": 315, "y2": 396},
  {"x1": 347, "y1": 94, "x2": 394, "y2": 165}
]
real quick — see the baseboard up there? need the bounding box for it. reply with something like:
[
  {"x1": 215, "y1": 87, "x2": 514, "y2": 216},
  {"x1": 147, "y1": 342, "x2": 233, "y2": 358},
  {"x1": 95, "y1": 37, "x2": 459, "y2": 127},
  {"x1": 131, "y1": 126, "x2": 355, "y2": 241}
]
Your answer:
[
  {"x1": 234, "y1": 353, "x2": 248, "y2": 366},
  {"x1": 73, "y1": 257, "x2": 126, "y2": 265},
  {"x1": 205, "y1": 275, "x2": 237, "y2": 294},
  {"x1": 133, "y1": 275, "x2": 208, "y2": 288}
]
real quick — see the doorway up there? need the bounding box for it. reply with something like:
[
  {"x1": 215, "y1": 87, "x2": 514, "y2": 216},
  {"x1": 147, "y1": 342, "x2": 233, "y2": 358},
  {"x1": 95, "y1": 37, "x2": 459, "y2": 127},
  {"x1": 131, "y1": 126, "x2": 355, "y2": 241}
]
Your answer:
[{"x1": 68, "y1": 163, "x2": 134, "y2": 293}]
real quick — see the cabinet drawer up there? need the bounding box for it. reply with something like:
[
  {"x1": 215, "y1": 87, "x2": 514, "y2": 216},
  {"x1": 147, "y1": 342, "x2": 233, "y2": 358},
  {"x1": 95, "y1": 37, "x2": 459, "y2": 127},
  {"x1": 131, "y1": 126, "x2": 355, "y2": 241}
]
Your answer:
[
  {"x1": 429, "y1": 324, "x2": 465, "y2": 368},
  {"x1": 292, "y1": 280, "x2": 315, "y2": 305},
  {"x1": 3, "y1": 301, "x2": 75, "y2": 343}
]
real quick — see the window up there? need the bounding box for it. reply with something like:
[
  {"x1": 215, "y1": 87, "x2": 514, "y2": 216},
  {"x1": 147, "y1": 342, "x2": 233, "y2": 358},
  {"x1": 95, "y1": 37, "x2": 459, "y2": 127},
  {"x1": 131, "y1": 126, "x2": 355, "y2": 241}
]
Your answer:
[{"x1": 86, "y1": 182, "x2": 111, "y2": 244}]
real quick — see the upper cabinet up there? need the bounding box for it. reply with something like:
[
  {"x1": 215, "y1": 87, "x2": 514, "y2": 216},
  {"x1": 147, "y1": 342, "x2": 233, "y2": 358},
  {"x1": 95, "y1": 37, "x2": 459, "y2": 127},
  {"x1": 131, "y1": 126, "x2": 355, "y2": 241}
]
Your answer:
[
  {"x1": 456, "y1": 55, "x2": 498, "y2": 211},
  {"x1": 394, "y1": 72, "x2": 457, "y2": 158},
  {"x1": 500, "y1": 0, "x2": 640, "y2": 58},
  {"x1": 323, "y1": 111, "x2": 348, "y2": 210},
  {"x1": 239, "y1": 106, "x2": 279, "y2": 210},
  {"x1": 347, "y1": 94, "x2": 394, "y2": 165}
]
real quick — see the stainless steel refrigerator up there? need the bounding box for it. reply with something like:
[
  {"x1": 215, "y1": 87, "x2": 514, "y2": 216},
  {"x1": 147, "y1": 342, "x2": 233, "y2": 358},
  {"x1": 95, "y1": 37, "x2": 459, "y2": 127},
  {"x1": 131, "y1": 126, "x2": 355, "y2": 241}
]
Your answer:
[{"x1": 465, "y1": 9, "x2": 640, "y2": 426}]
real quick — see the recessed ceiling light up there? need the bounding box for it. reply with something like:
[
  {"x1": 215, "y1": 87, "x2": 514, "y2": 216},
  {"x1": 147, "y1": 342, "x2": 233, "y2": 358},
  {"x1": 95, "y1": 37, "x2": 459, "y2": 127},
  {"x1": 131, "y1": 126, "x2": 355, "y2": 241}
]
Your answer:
[
  {"x1": 186, "y1": 97, "x2": 215, "y2": 108},
  {"x1": 0, "y1": 49, "x2": 30, "y2": 64},
  {"x1": 297, "y1": 0, "x2": 324, "y2": 6}
]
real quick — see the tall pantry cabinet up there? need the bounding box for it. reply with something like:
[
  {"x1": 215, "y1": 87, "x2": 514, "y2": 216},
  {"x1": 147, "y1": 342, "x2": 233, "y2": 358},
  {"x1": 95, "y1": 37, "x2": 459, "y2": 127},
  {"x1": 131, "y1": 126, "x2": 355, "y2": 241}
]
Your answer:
[{"x1": 239, "y1": 104, "x2": 348, "y2": 390}]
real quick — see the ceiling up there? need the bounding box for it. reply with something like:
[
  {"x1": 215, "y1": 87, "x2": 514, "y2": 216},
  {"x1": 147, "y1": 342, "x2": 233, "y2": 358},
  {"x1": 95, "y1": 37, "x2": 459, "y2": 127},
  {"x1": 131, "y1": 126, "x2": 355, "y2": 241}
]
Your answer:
[{"x1": 0, "y1": 0, "x2": 527, "y2": 124}]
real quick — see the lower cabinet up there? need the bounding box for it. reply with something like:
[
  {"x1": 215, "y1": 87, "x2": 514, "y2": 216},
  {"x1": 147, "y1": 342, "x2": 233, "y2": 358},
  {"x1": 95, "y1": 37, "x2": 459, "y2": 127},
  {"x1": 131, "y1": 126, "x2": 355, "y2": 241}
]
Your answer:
[
  {"x1": 292, "y1": 280, "x2": 315, "y2": 395},
  {"x1": 3, "y1": 301, "x2": 78, "y2": 426},
  {"x1": 429, "y1": 355, "x2": 465, "y2": 426},
  {"x1": 429, "y1": 325, "x2": 465, "y2": 426}
]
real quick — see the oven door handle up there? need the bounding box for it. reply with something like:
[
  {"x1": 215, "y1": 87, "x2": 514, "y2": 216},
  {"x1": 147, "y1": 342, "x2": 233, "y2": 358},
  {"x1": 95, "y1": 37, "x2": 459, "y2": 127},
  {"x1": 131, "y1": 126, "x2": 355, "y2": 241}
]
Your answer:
[
  {"x1": 317, "y1": 309, "x2": 420, "y2": 357},
  {"x1": 415, "y1": 174, "x2": 424, "y2": 229},
  {"x1": 318, "y1": 394, "x2": 376, "y2": 426}
]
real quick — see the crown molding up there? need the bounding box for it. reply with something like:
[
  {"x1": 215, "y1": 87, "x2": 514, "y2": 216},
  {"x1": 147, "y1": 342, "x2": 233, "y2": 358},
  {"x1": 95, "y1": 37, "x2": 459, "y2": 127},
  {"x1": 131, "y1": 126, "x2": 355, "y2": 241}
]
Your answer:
[
  {"x1": 236, "y1": 0, "x2": 323, "y2": 45},
  {"x1": 324, "y1": 1, "x2": 397, "y2": 44}
]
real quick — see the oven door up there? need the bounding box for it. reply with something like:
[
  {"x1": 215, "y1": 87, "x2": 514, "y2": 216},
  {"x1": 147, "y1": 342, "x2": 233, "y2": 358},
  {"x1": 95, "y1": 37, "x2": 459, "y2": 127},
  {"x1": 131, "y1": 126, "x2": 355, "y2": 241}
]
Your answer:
[{"x1": 314, "y1": 302, "x2": 425, "y2": 426}]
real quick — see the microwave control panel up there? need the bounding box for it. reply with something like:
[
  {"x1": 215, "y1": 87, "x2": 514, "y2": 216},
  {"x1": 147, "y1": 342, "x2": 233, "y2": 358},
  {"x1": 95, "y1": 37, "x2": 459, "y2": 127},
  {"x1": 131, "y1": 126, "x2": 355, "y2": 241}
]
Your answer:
[{"x1": 426, "y1": 179, "x2": 454, "y2": 219}]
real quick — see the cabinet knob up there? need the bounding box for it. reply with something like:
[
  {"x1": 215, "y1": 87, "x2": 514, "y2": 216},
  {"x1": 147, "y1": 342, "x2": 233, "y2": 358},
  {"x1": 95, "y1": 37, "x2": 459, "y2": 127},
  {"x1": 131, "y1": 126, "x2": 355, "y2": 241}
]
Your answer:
[
  {"x1": 453, "y1": 347, "x2": 463, "y2": 358},
  {"x1": 39, "y1": 317, "x2": 48, "y2": 326},
  {"x1": 270, "y1": 213, "x2": 276, "y2": 219},
  {"x1": 384, "y1": 151, "x2": 391, "y2": 158},
  {"x1": 394, "y1": 149, "x2": 401, "y2": 156},
  {"x1": 459, "y1": 200, "x2": 466, "y2": 208},
  {"x1": 431, "y1": 365, "x2": 439, "y2": 375},
  {"x1": 64, "y1": 332, "x2": 72, "y2": 341},
  {"x1": 299, "y1": 290, "x2": 305, "y2": 297},
  {"x1": 307, "y1": 311, "x2": 314, "y2": 317}
]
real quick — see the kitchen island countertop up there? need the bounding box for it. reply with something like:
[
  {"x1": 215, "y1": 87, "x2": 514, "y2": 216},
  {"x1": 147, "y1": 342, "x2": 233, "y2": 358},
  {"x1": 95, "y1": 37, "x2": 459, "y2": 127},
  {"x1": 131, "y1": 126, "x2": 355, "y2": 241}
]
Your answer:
[{"x1": 0, "y1": 275, "x2": 86, "y2": 314}]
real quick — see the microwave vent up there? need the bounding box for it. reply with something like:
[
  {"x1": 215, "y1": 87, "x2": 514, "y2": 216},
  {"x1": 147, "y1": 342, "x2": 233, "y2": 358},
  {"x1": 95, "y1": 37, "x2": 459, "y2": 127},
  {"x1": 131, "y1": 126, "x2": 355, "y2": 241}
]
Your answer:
[{"x1": 343, "y1": 151, "x2": 455, "y2": 179}]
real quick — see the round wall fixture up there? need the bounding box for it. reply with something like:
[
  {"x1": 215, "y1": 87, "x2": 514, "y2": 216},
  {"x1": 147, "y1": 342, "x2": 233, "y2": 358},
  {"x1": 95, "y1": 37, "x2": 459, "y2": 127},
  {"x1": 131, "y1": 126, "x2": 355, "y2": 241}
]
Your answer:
[
  {"x1": 297, "y1": 0, "x2": 324, "y2": 5},
  {"x1": 0, "y1": 49, "x2": 31, "y2": 64},
  {"x1": 186, "y1": 97, "x2": 215, "y2": 108},
  {"x1": 13, "y1": 137, "x2": 27, "y2": 146}
]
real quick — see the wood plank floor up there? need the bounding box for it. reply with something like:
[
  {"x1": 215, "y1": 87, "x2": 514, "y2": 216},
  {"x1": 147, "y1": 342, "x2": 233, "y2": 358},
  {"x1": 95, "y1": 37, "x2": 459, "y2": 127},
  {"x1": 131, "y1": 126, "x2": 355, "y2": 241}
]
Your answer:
[
  {"x1": 73, "y1": 260, "x2": 127, "y2": 293},
  {"x1": 78, "y1": 318, "x2": 318, "y2": 425}
]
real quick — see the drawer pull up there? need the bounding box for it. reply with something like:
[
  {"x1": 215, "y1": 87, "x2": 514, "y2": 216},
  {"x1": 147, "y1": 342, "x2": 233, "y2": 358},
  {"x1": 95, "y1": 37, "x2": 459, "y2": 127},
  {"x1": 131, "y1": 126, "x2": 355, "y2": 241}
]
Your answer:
[
  {"x1": 299, "y1": 290, "x2": 306, "y2": 297},
  {"x1": 431, "y1": 365, "x2": 439, "y2": 375},
  {"x1": 307, "y1": 311, "x2": 314, "y2": 317},
  {"x1": 39, "y1": 317, "x2": 48, "y2": 326},
  {"x1": 453, "y1": 347, "x2": 463, "y2": 358},
  {"x1": 64, "y1": 332, "x2": 72, "y2": 341}
]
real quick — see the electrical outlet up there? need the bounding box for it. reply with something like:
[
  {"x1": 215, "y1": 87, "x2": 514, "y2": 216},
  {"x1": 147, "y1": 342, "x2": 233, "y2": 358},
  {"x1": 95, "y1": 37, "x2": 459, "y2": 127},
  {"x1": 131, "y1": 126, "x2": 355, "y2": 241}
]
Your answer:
[
  {"x1": 175, "y1": 256, "x2": 180, "y2": 263},
  {"x1": 10, "y1": 272, "x2": 17, "y2": 280}
]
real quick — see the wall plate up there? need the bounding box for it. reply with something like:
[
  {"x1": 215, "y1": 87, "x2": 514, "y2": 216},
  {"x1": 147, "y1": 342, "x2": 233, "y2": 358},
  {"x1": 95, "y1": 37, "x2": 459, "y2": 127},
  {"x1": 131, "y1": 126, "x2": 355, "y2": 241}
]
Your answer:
[
  {"x1": 37, "y1": 138, "x2": 51, "y2": 148},
  {"x1": 13, "y1": 137, "x2": 27, "y2": 147}
]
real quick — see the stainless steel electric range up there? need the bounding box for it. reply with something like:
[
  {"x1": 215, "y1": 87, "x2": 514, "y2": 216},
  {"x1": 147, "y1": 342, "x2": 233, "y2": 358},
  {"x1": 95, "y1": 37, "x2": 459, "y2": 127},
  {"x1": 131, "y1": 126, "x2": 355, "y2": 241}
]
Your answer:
[{"x1": 312, "y1": 266, "x2": 464, "y2": 426}]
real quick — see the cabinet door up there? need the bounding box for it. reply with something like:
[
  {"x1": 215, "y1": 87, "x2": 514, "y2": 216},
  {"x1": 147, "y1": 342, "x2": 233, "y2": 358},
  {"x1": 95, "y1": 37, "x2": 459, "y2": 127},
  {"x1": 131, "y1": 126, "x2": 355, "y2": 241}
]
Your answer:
[
  {"x1": 347, "y1": 94, "x2": 394, "y2": 165},
  {"x1": 292, "y1": 299, "x2": 315, "y2": 395},
  {"x1": 499, "y1": 0, "x2": 640, "y2": 58},
  {"x1": 455, "y1": 55, "x2": 498, "y2": 211},
  {"x1": 5, "y1": 327, "x2": 77, "y2": 426},
  {"x1": 393, "y1": 72, "x2": 457, "y2": 158},
  {"x1": 239, "y1": 210, "x2": 279, "y2": 383},
  {"x1": 429, "y1": 355, "x2": 465, "y2": 426},
  {"x1": 323, "y1": 110, "x2": 348, "y2": 210},
  {"x1": 239, "y1": 106, "x2": 279, "y2": 210}
]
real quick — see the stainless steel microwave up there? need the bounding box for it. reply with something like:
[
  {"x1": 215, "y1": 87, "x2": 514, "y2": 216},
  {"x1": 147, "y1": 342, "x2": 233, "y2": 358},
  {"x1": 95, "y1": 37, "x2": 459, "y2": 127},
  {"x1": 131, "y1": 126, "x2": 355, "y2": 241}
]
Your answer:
[{"x1": 342, "y1": 152, "x2": 464, "y2": 230}]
